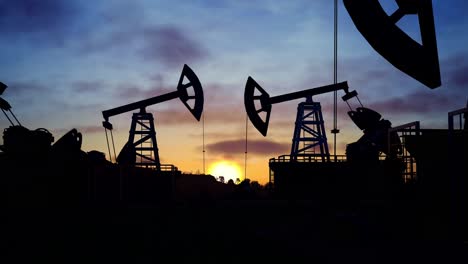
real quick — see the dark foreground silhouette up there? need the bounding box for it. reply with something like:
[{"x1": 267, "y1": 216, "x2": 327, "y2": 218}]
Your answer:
[
  {"x1": 4, "y1": 144, "x2": 467, "y2": 263},
  {"x1": 7, "y1": 201, "x2": 467, "y2": 263}
]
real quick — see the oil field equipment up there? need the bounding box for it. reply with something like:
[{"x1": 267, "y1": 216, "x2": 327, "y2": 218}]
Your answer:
[
  {"x1": 102, "y1": 64, "x2": 204, "y2": 171},
  {"x1": 346, "y1": 107, "x2": 402, "y2": 163},
  {"x1": 244, "y1": 77, "x2": 358, "y2": 161},
  {"x1": 344, "y1": 0, "x2": 440, "y2": 89},
  {"x1": 1, "y1": 81, "x2": 82, "y2": 155},
  {"x1": 1, "y1": 82, "x2": 52, "y2": 154},
  {"x1": 0, "y1": 82, "x2": 22, "y2": 127}
]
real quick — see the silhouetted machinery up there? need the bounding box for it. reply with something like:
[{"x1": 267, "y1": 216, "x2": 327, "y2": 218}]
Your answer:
[
  {"x1": 249, "y1": 0, "x2": 443, "y2": 199},
  {"x1": 245, "y1": 77, "x2": 362, "y2": 160},
  {"x1": 346, "y1": 107, "x2": 402, "y2": 163},
  {"x1": 102, "y1": 64, "x2": 203, "y2": 171},
  {"x1": 0, "y1": 82, "x2": 82, "y2": 156},
  {"x1": 244, "y1": 77, "x2": 406, "y2": 199},
  {"x1": 245, "y1": 77, "x2": 357, "y2": 137},
  {"x1": 344, "y1": 0, "x2": 441, "y2": 89},
  {"x1": 245, "y1": 77, "x2": 400, "y2": 162}
]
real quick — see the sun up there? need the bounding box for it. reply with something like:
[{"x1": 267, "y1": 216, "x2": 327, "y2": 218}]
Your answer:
[{"x1": 207, "y1": 161, "x2": 242, "y2": 183}]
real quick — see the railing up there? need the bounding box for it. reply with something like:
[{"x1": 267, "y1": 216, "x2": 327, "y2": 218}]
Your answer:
[
  {"x1": 269, "y1": 154, "x2": 347, "y2": 163},
  {"x1": 447, "y1": 104, "x2": 467, "y2": 239},
  {"x1": 136, "y1": 163, "x2": 179, "y2": 172},
  {"x1": 388, "y1": 121, "x2": 420, "y2": 183},
  {"x1": 448, "y1": 105, "x2": 467, "y2": 131},
  {"x1": 160, "y1": 164, "x2": 179, "y2": 172}
]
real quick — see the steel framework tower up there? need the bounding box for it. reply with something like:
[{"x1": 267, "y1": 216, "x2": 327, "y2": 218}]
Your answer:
[
  {"x1": 290, "y1": 97, "x2": 330, "y2": 162},
  {"x1": 128, "y1": 111, "x2": 160, "y2": 170}
]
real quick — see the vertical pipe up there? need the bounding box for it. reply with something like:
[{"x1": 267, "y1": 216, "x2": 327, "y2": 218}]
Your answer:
[
  {"x1": 110, "y1": 129, "x2": 117, "y2": 163},
  {"x1": 333, "y1": 0, "x2": 339, "y2": 161},
  {"x1": 104, "y1": 128, "x2": 112, "y2": 162},
  {"x1": 203, "y1": 112, "x2": 206, "y2": 174},
  {"x1": 244, "y1": 113, "x2": 248, "y2": 181}
]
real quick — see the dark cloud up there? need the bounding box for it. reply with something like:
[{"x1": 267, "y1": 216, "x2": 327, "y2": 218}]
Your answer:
[
  {"x1": 368, "y1": 90, "x2": 457, "y2": 115},
  {"x1": 188, "y1": 131, "x2": 246, "y2": 140},
  {"x1": 352, "y1": 68, "x2": 395, "y2": 87},
  {"x1": 338, "y1": 56, "x2": 404, "y2": 96},
  {"x1": 115, "y1": 84, "x2": 173, "y2": 100},
  {"x1": 154, "y1": 104, "x2": 244, "y2": 125},
  {"x1": 3, "y1": 81, "x2": 49, "y2": 97},
  {"x1": 52, "y1": 125, "x2": 102, "y2": 135},
  {"x1": 148, "y1": 73, "x2": 165, "y2": 83},
  {"x1": 72, "y1": 81, "x2": 105, "y2": 93},
  {"x1": 5, "y1": 80, "x2": 106, "y2": 106},
  {"x1": 121, "y1": 81, "x2": 246, "y2": 126},
  {"x1": 116, "y1": 85, "x2": 148, "y2": 99},
  {"x1": 447, "y1": 70, "x2": 468, "y2": 93},
  {"x1": 0, "y1": 0, "x2": 80, "y2": 45},
  {"x1": 443, "y1": 54, "x2": 468, "y2": 88},
  {"x1": 319, "y1": 50, "x2": 468, "y2": 118},
  {"x1": 206, "y1": 139, "x2": 289, "y2": 156},
  {"x1": 153, "y1": 108, "x2": 199, "y2": 124},
  {"x1": 364, "y1": 52, "x2": 468, "y2": 115},
  {"x1": 78, "y1": 28, "x2": 138, "y2": 54},
  {"x1": 79, "y1": 24, "x2": 207, "y2": 67},
  {"x1": 79, "y1": 125, "x2": 104, "y2": 133},
  {"x1": 139, "y1": 26, "x2": 207, "y2": 66}
]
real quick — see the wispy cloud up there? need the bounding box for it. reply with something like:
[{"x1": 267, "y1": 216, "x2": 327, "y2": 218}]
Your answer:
[
  {"x1": 3, "y1": 81, "x2": 50, "y2": 97},
  {"x1": 368, "y1": 90, "x2": 453, "y2": 114},
  {"x1": 443, "y1": 53, "x2": 468, "y2": 88},
  {"x1": 114, "y1": 83, "x2": 174, "y2": 101},
  {"x1": 365, "y1": 52, "x2": 468, "y2": 116},
  {"x1": 71, "y1": 80, "x2": 105, "y2": 93},
  {"x1": 139, "y1": 26, "x2": 208, "y2": 67},
  {"x1": 154, "y1": 106, "x2": 243, "y2": 125},
  {"x1": 52, "y1": 125, "x2": 103, "y2": 135},
  {"x1": 78, "y1": 24, "x2": 208, "y2": 68}
]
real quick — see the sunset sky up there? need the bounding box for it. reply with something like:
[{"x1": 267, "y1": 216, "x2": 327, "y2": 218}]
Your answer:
[{"x1": 1, "y1": 0, "x2": 467, "y2": 183}]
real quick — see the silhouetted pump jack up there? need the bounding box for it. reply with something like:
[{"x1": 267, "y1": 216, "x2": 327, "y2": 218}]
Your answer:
[
  {"x1": 344, "y1": 0, "x2": 441, "y2": 89},
  {"x1": 102, "y1": 64, "x2": 204, "y2": 171},
  {"x1": 244, "y1": 77, "x2": 357, "y2": 137}
]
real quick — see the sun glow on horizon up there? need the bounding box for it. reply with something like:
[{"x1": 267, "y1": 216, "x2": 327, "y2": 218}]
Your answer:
[{"x1": 207, "y1": 161, "x2": 242, "y2": 182}]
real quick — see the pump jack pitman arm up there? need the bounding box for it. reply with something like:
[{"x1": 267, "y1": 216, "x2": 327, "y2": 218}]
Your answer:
[
  {"x1": 244, "y1": 76, "x2": 357, "y2": 136},
  {"x1": 102, "y1": 64, "x2": 204, "y2": 130}
]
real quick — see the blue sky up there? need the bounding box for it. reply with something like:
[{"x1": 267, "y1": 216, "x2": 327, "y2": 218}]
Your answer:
[{"x1": 1, "y1": 0, "x2": 467, "y2": 182}]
